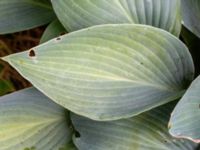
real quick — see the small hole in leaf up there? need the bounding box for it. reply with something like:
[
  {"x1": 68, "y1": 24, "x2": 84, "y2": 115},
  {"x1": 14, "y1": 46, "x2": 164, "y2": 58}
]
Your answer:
[
  {"x1": 75, "y1": 131, "x2": 81, "y2": 138},
  {"x1": 29, "y1": 49, "x2": 36, "y2": 57},
  {"x1": 56, "y1": 37, "x2": 61, "y2": 40}
]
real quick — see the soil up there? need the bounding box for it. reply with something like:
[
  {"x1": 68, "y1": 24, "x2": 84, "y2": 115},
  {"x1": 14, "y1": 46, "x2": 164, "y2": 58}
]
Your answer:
[{"x1": 0, "y1": 26, "x2": 45, "y2": 92}]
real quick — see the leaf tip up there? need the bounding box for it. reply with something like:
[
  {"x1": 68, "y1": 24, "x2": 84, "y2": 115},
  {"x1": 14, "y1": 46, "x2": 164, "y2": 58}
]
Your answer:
[{"x1": 1, "y1": 55, "x2": 10, "y2": 63}]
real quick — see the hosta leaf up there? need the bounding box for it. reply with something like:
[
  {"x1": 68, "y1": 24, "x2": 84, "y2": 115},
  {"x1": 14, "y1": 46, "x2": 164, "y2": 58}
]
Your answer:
[
  {"x1": 169, "y1": 75, "x2": 200, "y2": 143},
  {"x1": 2, "y1": 24, "x2": 194, "y2": 121},
  {"x1": 52, "y1": 0, "x2": 181, "y2": 36},
  {"x1": 71, "y1": 103, "x2": 197, "y2": 150},
  {"x1": 40, "y1": 19, "x2": 66, "y2": 44},
  {"x1": 0, "y1": 0, "x2": 56, "y2": 34},
  {"x1": 0, "y1": 87, "x2": 74, "y2": 150},
  {"x1": 181, "y1": 0, "x2": 200, "y2": 38}
]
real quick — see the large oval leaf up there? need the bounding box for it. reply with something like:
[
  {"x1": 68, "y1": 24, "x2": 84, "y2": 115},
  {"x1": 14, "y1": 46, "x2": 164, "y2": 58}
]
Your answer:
[
  {"x1": 0, "y1": 0, "x2": 56, "y2": 34},
  {"x1": 0, "y1": 88, "x2": 74, "y2": 150},
  {"x1": 169, "y1": 75, "x2": 200, "y2": 143},
  {"x1": 2, "y1": 24, "x2": 194, "y2": 121},
  {"x1": 52, "y1": 0, "x2": 181, "y2": 36},
  {"x1": 71, "y1": 103, "x2": 197, "y2": 150},
  {"x1": 181, "y1": 0, "x2": 200, "y2": 38}
]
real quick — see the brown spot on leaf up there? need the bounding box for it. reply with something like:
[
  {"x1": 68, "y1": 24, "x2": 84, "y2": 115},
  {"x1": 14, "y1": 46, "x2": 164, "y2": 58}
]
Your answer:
[
  {"x1": 56, "y1": 37, "x2": 61, "y2": 40},
  {"x1": 29, "y1": 49, "x2": 36, "y2": 57}
]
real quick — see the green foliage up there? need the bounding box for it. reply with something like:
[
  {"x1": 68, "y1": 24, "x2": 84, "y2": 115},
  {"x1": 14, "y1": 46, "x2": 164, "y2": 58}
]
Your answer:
[
  {"x1": 0, "y1": 63, "x2": 14, "y2": 96},
  {"x1": 0, "y1": 0, "x2": 200, "y2": 150},
  {"x1": 40, "y1": 19, "x2": 66, "y2": 44},
  {"x1": 3, "y1": 25, "x2": 194, "y2": 120},
  {"x1": 71, "y1": 102, "x2": 197, "y2": 150},
  {"x1": 0, "y1": 0, "x2": 56, "y2": 34},
  {"x1": 52, "y1": 0, "x2": 181, "y2": 36},
  {"x1": 2, "y1": 24, "x2": 194, "y2": 121},
  {"x1": 181, "y1": 0, "x2": 200, "y2": 38},
  {"x1": 0, "y1": 79, "x2": 14, "y2": 95},
  {"x1": 169, "y1": 75, "x2": 200, "y2": 143},
  {"x1": 0, "y1": 88, "x2": 74, "y2": 150}
]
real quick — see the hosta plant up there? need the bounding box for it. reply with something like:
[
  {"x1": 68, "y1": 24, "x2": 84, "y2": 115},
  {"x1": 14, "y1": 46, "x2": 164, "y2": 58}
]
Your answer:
[{"x1": 0, "y1": 0, "x2": 200, "y2": 149}]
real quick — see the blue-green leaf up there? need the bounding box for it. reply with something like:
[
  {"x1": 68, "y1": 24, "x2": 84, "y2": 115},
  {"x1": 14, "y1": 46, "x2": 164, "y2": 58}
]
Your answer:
[
  {"x1": 169, "y1": 75, "x2": 200, "y2": 143},
  {"x1": 2, "y1": 24, "x2": 194, "y2": 121},
  {"x1": 181, "y1": 0, "x2": 200, "y2": 38},
  {"x1": 0, "y1": 87, "x2": 74, "y2": 150},
  {"x1": 0, "y1": 0, "x2": 56, "y2": 34},
  {"x1": 40, "y1": 19, "x2": 66, "y2": 44},
  {"x1": 52, "y1": 0, "x2": 181, "y2": 36},
  {"x1": 71, "y1": 103, "x2": 197, "y2": 150}
]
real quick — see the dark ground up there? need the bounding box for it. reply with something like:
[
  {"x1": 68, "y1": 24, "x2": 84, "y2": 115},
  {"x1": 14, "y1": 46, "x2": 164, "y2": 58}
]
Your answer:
[{"x1": 0, "y1": 27, "x2": 45, "y2": 94}]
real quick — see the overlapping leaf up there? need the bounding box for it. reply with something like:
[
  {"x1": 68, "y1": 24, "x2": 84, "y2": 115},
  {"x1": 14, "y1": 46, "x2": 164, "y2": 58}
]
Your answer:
[
  {"x1": 0, "y1": 88, "x2": 74, "y2": 150},
  {"x1": 169, "y1": 75, "x2": 200, "y2": 143},
  {"x1": 2, "y1": 24, "x2": 194, "y2": 120},
  {"x1": 40, "y1": 19, "x2": 66, "y2": 44},
  {"x1": 0, "y1": 0, "x2": 56, "y2": 34},
  {"x1": 71, "y1": 103, "x2": 197, "y2": 150},
  {"x1": 181, "y1": 0, "x2": 200, "y2": 38},
  {"x1": 52, "y1": 0, "x2": 181, "y2": 36}
]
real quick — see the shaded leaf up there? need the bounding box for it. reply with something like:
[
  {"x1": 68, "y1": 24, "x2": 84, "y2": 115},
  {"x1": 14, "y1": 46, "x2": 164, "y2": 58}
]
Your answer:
[
  {"x1": 181, "y1": 0, "x2": 200, "y2": 38},
  {"x1": 0, "y1": 62, "x2": 15, "y2": 96},
  {"x1": 0, "y1": 87, "x2": 74, "y2": 150},
  {"x1": 0, "y1": 63, "x2": 4, "y2": 72},
  {"x1": 0, "y1": 0, "x2": 56, "y2": 34},
  {"x1": 52, "y1": 0, "x2": 181, "y2": 36},
  {"x1": 40, "y1": 19, "x2": 66, "y2": 44},
  {"x1": 59, "y1": 142, "x2": 77, "y2": 150},
  {"x1": 2, "y1": 24, "x2": 194, "y2": 121},
  {"x1": 0, "y1": 79, "x2": 14, "y2": 96},
  {"x1": 71, "y1": 103, "x2": 197, "y2": 150},
  {"x1": 169, "y1": 75, "x2": 200, "y2": 143},
  {"x1": 181, "y1": 26, "x2": 200, "y2": 76}
]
